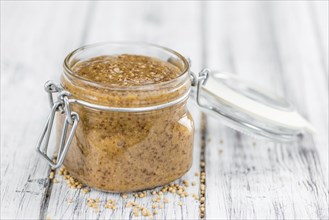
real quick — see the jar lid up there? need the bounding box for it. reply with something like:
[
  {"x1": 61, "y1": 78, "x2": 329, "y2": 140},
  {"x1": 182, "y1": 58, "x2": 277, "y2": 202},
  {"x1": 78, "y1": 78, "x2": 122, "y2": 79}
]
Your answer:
[{"x1": 191, "y1": 70, "x2": 315, "y2": 142}]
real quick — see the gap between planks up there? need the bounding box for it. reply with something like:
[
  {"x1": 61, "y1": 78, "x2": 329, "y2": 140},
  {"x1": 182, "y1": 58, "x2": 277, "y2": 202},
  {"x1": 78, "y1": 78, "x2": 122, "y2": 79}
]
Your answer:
[{"x1": 199, "y1": 114, "x2": 207, "y2": 219}]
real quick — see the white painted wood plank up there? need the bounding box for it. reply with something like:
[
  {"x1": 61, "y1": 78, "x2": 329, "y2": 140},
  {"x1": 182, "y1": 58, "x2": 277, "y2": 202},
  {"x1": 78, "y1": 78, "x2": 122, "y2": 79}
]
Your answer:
[
  {"x1": 269, "y1": 1, "x2": 329, "y2": 179},
  {"x1": 1, "y1": 2, "x2": 91, "y2": 219},
  {"x1": 2, "y1": 1, "x2": 327, "y2": 219},
  {"x1": 45, "y1": 2, "x2": 203, "y2": 219},
  {"x1": 309, "y1": 1, "x2": 329, "y2": 73},
  {"x1": 203, "y1": 1, "x2": 328, "y2": 219}
]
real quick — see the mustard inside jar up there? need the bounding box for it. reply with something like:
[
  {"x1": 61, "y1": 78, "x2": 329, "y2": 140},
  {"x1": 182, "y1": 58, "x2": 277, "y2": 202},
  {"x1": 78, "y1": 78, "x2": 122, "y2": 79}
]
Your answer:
[{"x1": 54, "y1": 43, "x2": 193, "y2": 192}]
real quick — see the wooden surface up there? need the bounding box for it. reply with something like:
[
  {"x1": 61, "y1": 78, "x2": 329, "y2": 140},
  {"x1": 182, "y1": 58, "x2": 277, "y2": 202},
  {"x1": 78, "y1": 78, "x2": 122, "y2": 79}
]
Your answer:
[{"x1": 1, "y1": 1, "x2": 328, "y2": 220}]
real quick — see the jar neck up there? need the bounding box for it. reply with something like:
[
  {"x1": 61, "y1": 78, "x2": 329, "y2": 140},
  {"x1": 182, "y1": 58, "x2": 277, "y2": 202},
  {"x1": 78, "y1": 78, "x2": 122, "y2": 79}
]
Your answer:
[{"x1": 61, "y1": 68, "x2": 191, "y2": 108}]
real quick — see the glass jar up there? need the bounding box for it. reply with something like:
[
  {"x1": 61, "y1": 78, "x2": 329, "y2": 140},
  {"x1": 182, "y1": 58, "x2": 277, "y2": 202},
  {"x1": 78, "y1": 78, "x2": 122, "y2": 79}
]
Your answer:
[
  {"x1": 36, "y1": 42, "x2": 314, "y2": 193},
  {"x1": 52, "y1": 43, "x2": 193, "y2": 192}
]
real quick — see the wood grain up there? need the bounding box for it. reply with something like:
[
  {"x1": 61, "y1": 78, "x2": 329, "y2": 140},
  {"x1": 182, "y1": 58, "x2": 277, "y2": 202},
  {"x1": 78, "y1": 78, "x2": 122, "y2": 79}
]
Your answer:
[
  {"x1": 1, "y1": 1, "x2": 328, "y2": 220},
  {"x1": 203, "y1": 1, "x2": 328, "y2": 219},
  {"x1": 1, "y1": 2, "x2": 92, "y2": 219}
]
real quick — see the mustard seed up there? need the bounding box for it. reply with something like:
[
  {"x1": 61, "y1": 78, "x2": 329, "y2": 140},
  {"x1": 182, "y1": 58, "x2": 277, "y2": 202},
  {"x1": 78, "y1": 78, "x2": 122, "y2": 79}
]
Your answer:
[{"x1": 183, "y1": 180, "x2": 190, "y2": 187}]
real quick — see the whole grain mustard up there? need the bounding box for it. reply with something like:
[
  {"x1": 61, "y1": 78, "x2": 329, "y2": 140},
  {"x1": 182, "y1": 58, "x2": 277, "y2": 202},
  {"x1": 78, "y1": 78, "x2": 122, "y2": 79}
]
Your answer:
[{"x1": 58, "y1": 54, "x2": 194, "y2": 192}]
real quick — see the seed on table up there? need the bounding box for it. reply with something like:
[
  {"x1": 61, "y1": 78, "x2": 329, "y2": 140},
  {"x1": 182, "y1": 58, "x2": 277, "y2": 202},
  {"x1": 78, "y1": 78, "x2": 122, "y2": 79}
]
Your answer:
[
  {"x1": 192, "y1": 194, "x2": 199, "y2": 200},
  {"x1": 82, "y1": 188, "x2": 90, "y2": 194},
  {"x1": 122, "y1": 193, "x2": 128, "y2": 199},
  {"x1": 142, "y1": 210, "x2": 149, "y2": 217},
  {"x1": 183, "y1": 180, "x2": 190, "y2": 187}
]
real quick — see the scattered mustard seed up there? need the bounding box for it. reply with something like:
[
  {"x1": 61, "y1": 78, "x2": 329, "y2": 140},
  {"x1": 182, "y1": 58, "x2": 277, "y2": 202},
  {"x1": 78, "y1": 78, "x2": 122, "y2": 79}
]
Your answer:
[
  {"x1": 183, "y1": 180, "x2": 190, "y2": 187},
  {"x1": 121, "y1": 193, "x2": 128, "y2": 199}
]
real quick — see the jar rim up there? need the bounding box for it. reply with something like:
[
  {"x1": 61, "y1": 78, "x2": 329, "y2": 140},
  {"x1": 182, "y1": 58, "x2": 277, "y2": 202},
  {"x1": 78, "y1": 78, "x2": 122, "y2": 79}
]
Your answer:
[{"x1": 63, "y1": 42, "x2": 190, "y2": 91}]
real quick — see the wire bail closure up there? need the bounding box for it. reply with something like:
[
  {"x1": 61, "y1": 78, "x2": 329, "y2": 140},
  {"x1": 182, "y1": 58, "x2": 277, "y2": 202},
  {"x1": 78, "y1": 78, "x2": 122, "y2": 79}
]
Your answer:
[{"x1": 36, "y1": 81, "x2": 80, "y2": 168}]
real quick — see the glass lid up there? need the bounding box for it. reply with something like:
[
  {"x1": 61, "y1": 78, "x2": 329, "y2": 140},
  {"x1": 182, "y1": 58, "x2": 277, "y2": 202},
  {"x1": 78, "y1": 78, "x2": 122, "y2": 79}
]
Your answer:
[{"x1": 190, "y1": 69, "x2": 315, "y2": 142}]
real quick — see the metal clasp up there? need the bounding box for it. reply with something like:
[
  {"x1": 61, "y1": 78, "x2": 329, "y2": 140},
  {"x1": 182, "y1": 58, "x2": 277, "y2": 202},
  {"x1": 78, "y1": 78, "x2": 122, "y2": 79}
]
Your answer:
[
  {"x1": 36, "y1": 81, "x2": 80, "y2": 168},
  {"x1": 191, "y1": 68, "x2": 211, "y2": 109}
]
